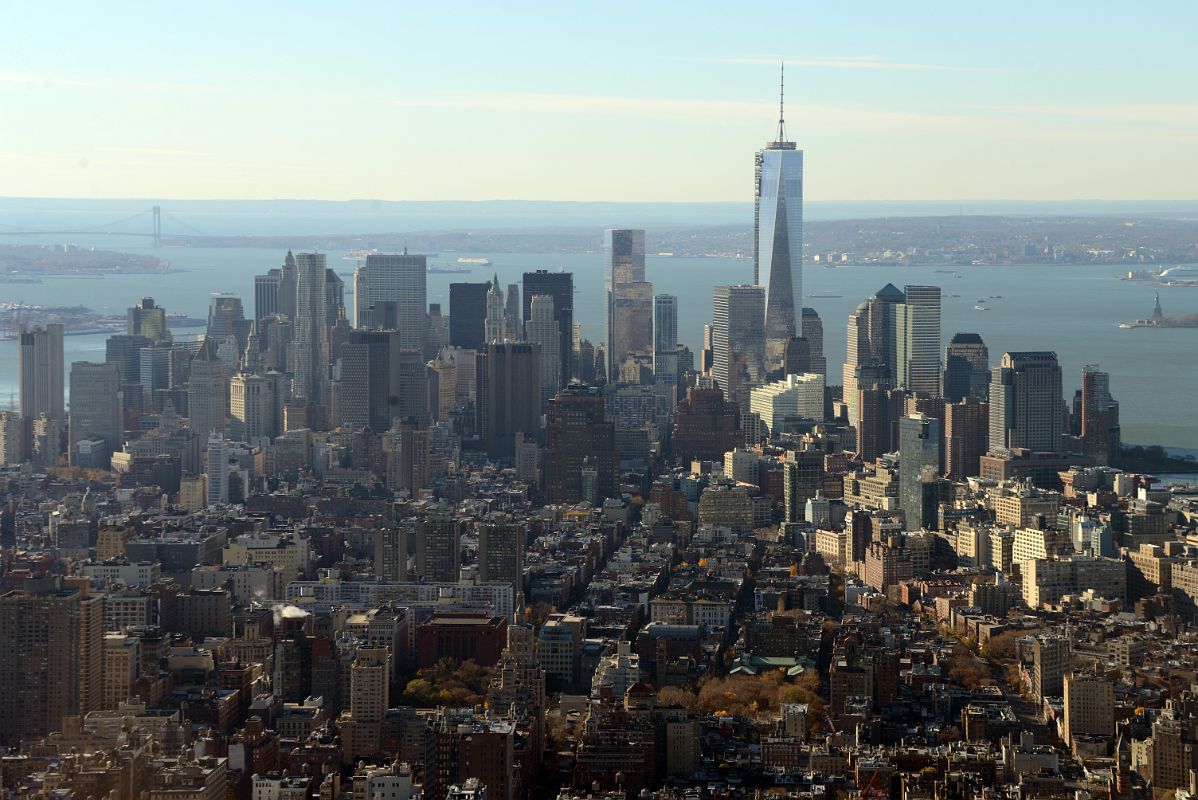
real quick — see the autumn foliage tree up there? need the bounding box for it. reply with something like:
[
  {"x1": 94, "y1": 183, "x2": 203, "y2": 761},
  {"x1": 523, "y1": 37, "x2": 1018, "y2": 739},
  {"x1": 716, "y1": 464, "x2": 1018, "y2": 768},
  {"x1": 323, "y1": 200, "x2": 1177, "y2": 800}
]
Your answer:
[
  {"x1": 400, "y1": 657, "x2": 494, "y2": 707},
  {"x1": 657, "y1": 686, "x2": 699, "y2": 714},
  {"x1": 948, "y1": 648, "x2": 996, "y2": 689},
  {"x1": 692, "y1": 668, "x2": 828, "y2": 721}
]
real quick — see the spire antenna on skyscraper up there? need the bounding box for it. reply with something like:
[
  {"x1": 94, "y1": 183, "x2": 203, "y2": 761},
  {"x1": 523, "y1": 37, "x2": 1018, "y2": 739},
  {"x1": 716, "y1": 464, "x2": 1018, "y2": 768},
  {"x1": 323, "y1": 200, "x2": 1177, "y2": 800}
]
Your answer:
[{"x1": 777, "y1": 61, "x2": 787, "y2": 144}]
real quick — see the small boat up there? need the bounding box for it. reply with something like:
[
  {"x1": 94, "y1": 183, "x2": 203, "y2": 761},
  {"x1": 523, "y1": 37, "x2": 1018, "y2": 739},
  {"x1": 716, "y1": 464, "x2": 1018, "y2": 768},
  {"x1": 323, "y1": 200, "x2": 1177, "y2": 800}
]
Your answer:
[{"x1": 975, "y1": 305, "x2": 990, "y2": 311}]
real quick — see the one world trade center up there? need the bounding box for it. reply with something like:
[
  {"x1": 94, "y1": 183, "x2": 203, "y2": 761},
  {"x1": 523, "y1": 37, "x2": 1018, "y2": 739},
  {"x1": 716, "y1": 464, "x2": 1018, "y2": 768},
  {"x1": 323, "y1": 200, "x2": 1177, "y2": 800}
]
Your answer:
[{"x1": 754, "y1": 65, "x2": 803, "y2": 370}]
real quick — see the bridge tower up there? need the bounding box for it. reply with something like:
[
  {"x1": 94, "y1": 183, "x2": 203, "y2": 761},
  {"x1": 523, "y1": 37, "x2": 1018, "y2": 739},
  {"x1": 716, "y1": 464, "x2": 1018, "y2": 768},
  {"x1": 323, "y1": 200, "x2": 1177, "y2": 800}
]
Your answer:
[{"x1": 152, "y1": 205, "x2": 162, "y2": 247}]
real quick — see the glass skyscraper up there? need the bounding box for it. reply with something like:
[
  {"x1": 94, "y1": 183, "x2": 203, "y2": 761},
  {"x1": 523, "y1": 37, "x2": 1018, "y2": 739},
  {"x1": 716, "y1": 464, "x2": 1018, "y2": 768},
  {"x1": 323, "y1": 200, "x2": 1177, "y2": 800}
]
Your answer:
[
  {"x1": 653, "y1": 294, "x2": 678, "y2": 385},
  {"x1": 604, "y1": 229, "x2": 652, "y2": 382},
  {"x1": 522, "y1": 270, "x2": 574, "y2": 387},
  {"x1": 712, "y1": 284, "x2": 765, "y2": 406},
  {"x1": 755, "y1": 74, "x2": 803, "y2": 371},
  {"x1": 358, "y1": 252, "x2": 427, "y2": 350}
]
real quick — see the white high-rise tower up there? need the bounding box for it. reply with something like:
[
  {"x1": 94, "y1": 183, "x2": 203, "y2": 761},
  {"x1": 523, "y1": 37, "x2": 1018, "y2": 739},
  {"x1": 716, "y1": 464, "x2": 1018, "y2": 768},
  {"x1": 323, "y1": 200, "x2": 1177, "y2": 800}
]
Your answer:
[
  {"x1": 755, "y1": 64, "x2": 804, "y2": 370},
  {"x1": 206, "y1": 433, "x2": 228, "y2": 507},
  {"x1": 524, "y1": 294, "x2": 560, "y2": 408}
]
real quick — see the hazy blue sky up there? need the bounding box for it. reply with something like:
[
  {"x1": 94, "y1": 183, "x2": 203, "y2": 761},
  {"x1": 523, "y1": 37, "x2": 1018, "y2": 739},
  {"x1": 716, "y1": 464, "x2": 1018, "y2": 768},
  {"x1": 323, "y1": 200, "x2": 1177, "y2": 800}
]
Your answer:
[{"x1": 2, "y1": 2, "x2": 1196, "y2": 202}]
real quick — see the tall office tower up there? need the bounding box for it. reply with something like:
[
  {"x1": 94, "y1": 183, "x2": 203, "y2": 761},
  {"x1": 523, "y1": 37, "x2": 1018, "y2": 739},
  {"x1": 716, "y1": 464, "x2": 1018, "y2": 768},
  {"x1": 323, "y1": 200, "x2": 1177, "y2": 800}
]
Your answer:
[
  {"x1": 755, "y1": 69, "x2": 803, "y2": 370},
  {"x1": 671, "y1": 387, "x2": 743, "y2": 461},
  {"x1": 68, "y1": 362, "x2": 122, "y2": 466},
  {"x1": 782, "y1": 337, "x2": 812, "y2": 375},
  {"x1": 207, "y1": 294, "x2": 246, "y2": 343},
  {"x1": 0, "y1": 411, "x2": 26, "y2": 465},
  {"x1": 800, "y1": 308, "x2": 826, "y2": 375},
  {"x1": 483, "y1": 342, "x2": 541, "y2": 458},
  {"x1": 427, "y1": 349, "x2": 457, "y2": 422},
  {"x1": 485, "y1": 276, "x2": 507, "y2": 344},
  {"x1": 478, "y1": 513, "x2": 525, "y2": 589},
  {"x1": 374, "y1": 526, "x2": 409, "y2": 581},
  {"x1": 575, "y1": 338, "x2": 595, "y2": 384},
  {"x1": 390, "y1": 418, "x2": 429, "y2": 495},
  {"x1": 206, "y1": 433, "x2": 228, "y2": 507},
  {"x1": 604, "y1": 229, "x2": 652, "y2": 382},
  {"x1": 139, "y1": 344, "x2": 173, "y2": 399},
  {"x1": 489, "y1": 623, "x2": 546, "y2": 730},
  {"x1": 394, "y1": 348, "x2": 431, "y2": 428},
  {"x1": 783, "y1": 450, "x2": 825, "y2": 523},
  {"x1": 336, "y1": 330, "x2": 396, "y2": 432},
  {"x1": 711, "y1": 285, "x2": 766, "y2": 405},
  {"x1": 360, "y1": 252, "x2": 427, "y2": 345},
  {"x1": 343, "y1": 646, "x2": 390, "y2": 759},
  {"x1": 103, "y1": 333, "x2": 148, "y2": 383},
  {"x1": 188, "y1": 338, "x2": 229, "y2": 438},
  {"x1": 676, "y1": 344, "x2": 695, "y2": 381},
  {"x1": 75, "y1": 582, "x2": 105, "y2": 715},
  {"x1": 352, "y1": 266, "x2": 367, "y2": 328},
  {"x1": 906, "y1": 394, "x2": 946, "y2": 473},
  {"x1": 855, "y1": 386, "x2": 906, "y2": 462},
  {"x1": 1080, "y1": 365, "x2": 1120, "y2": 465},
  {"x1": 897, "y1": 285, "x2": 942, "y2": 395},
  {"x1": 701, "y1": 324, "x2": 714, "y2": 374},
  {"x1": 254, "y1": 268, "x2": 281, "y2": 322},
  {"x1": 653, "y1": 294, "x2": 679, "y2": 385},
  {"x1": 945, "y1": 397, "x2": 989, "y2": 479},
  {"x1": 277, "y1": 250, "x2": 298, "y2": 322},
  {"x1": 989, "y1": 352, "x2": 1064, "y2": 454},
  {"x1": 505, "y1": 282, "x2": 521, "y2": 341},
  {"x1": 545, "y1": 385, "x2": 617, "y2": 504},
  {"x1": 325, "y1": 269, "x2": 345, "y2": 327},
  {"x1": 230, "y1": 372, "x2": 276, "y2": 442},
  {"x1": 524, "y1": 295, "x2": 560, "y2": 408},
  {"x1": 349, "y1": 648, "x2": 389, "y2": 725},
  {"x1": 0, "y1": 580, "x2": 83, "y2": 746},
  {"x1": 1063, "y1": 674, "x2": 1115, "y2": 747},
  {"x1": 101, "y1": 632, "x2": 139, "y2": 712},
  {"x1": 899, "y1": 414, "x2": 941, "y2": 531},
  {"x1": 292, "y1": 252, "x2": 330, "y2": 407},
  {"x1": 242, "y1": 322, "x2": 263, "y2": 371},
  {"x1": 427, "y1": 303, "x2": 449, "y2": 357},
  {"x1": 127, "y1": 297, "x2": 169, "y2": 342},
  {"x1": 335, "y1": 337, "x2": 370, "y2": 431},
  {"x1": 19, "y1": 323, "x2": 65, "y2": 427},
  {"x1": 523, "y1": 270, "x2": 574, "y2": 388},
  {"x1": 417, "y1": 511, "x2": 461, "y2": 582},
  {"x1": 257, "y1": 315, "x2": 292, "y2": 373},
  {"x1": 450, "y1": 281, "x2": 490, "y2": 350},
  {"x1": 842, "y1": 284, "x2": 909, "y2": 424},
  {"x1": 943, "y1": 333, "x2": 990, "y2": 402}
]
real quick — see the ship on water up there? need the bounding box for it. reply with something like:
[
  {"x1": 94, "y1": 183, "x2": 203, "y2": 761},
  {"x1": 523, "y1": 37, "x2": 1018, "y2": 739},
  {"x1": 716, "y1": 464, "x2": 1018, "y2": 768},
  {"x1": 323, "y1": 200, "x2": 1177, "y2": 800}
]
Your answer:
[
  {"x1": 1122, "y1": 266, "x2": 1198, "y2": 286},
  {"x1": 457, "y1": 257, "x2": 492, "y2": 266},
  {"x1": 1120, "y1": 291, "x2": 1198, "y2": 328}
]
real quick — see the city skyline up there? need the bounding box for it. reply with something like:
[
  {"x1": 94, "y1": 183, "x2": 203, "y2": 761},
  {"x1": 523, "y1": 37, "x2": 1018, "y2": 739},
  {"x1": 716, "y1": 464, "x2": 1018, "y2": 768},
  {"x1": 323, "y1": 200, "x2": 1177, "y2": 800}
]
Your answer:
[
  {"x1": 4, "y1": 8, "x2": 1198, "y2": 796},
  {"x1": 3, "y1": 3, "x2": 1197, "y2": 202}
]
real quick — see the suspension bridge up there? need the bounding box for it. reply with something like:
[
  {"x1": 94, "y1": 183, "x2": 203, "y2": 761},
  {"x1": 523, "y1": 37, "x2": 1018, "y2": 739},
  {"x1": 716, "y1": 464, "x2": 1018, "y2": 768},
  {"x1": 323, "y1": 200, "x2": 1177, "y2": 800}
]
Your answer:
[{"x1": 0, "y1": 206, "x2": 204, "y2": 246}]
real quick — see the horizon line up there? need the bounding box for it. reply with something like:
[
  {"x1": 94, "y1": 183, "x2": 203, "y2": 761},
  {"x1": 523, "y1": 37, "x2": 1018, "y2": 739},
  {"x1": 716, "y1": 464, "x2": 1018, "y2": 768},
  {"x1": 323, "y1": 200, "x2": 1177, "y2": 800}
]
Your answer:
[{"x1": 3, "y1": 195, "x2": 1198, "y2": 207}]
